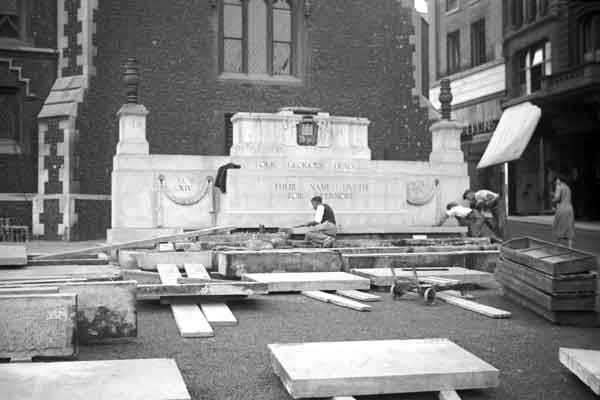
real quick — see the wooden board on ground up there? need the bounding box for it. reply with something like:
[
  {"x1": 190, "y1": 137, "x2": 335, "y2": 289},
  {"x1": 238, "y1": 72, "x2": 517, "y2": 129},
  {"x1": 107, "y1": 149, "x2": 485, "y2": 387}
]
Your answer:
[
  {"x1": 439, "y1": 390, "x2": 462, "y2": 400},
  {"x1": 185, "y1": 264, "x2": 237, "y2": 326},
  {"x1": 436, "y1": 292, "x2": 511, "y2": 319},
  {"x1": 559, "y1": 347, "x2": 600, "y2": 395},
  {"x1": 496, "y1": 271, "x2": 596, "y2": 311},
  {"x1": 336, "y1": 289, "x2": 381, "y2": 302},
  {"x1": 242, "y1": 272, "x2": 370, "y2": 292},
  {"x1": 33, "y1": 225, "x2": 234, "y2": 260},
  {"x1": 502, "y1": 287, "x2": 599, "y2": 326},
  {"x1": 0, "y1": 244, "x2": 27, "y2": 266},
  {"x1": 0, "y1": 264, "x2": 121, "y2": 281},
  {"x1": 268, "y1": 338, "x2": 499, "y2": 399},
  {"x1": 0, "y1": 286, "x2": 59, "y2": 295},
  {"x1": 27, "y1": 258, "x2": 109, "y2": 266},
  {"x1": 0, "y1": 293, "x2": 77, "y2": 361},
  {"x1": 497, "y1": 258, "x2": 596, "y2": 294},
  {"x1": 301, "y1": 290, "x2": 372, "y2": 311},
  {"x1": 158, "y1": 264, "x2": 213, "y2": 338},
  {"x1": 501, "y1": 237, "x2": 597, "y2": 275},
  {"x1": 350, "y1": 267, "x2": 495, "y2": 288},
  {"x1": 0, "y1": 358, "x2": 191, "y2": 400}
]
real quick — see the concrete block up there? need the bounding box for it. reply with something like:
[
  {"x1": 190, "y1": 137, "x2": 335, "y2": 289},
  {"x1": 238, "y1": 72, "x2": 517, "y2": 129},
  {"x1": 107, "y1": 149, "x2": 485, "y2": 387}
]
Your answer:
[
  {"x1": 0, "y1": 358, "x2": 191, "y2": 400},
  {"x1": 59, "y1": 281, "x2": 137, "y2": 343},
  {"x1": 0, "y1": 293, "x2": 77, "y2": 360},
  {"x1": 350, "y1": 267, "x2": 495, "y2": 288},
  {"x1": 559, "y1": 347, "x2": 600, "y2": 395},
  {"x1": 137, "y1": 251, "x2": 212, "y2": 271},
  {"x1": 0, "y1": 244, "x2": 27, "y2": 266},
  {"x1": 268, "y1": 338, "x2": 499, "y2": 398},
  {"x1": 342, "y1": 251, "x2": 499, "y2": 271},
  {"x1": 242, "y1": 272, "x2": 370, "y2": 292},
  {"x1": 218, "y1": 249, "x2": 343, "y2": 278}
]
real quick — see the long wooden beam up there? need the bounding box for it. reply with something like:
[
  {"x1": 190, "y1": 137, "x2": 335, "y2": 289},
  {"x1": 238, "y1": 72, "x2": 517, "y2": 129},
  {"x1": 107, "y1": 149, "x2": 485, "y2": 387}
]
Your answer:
[{"x1": 33, "y1": 225, "x2": 235, "y2": 260}]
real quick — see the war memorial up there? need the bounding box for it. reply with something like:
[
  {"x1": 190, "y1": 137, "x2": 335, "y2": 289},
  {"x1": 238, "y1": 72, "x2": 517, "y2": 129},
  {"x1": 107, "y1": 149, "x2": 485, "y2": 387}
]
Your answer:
[{"x1": 0, "y1": 1, "x2": 599, "y2": 399}]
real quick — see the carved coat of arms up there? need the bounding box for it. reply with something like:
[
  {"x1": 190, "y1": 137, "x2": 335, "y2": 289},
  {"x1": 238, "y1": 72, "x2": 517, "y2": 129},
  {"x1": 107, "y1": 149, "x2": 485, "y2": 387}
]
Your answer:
[
  {"x1": 406, "y1": 179, "x2": 438, "y2": 206},
  {"x1": 296, "y1": 117, "x2": 318, "y2": 146}
]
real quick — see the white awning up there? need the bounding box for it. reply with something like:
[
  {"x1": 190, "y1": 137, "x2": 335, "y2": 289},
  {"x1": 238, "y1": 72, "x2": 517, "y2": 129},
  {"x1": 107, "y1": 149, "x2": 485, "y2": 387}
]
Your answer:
[{"x1": 477, "y1": 101, "x2": 542, "y2": 169}]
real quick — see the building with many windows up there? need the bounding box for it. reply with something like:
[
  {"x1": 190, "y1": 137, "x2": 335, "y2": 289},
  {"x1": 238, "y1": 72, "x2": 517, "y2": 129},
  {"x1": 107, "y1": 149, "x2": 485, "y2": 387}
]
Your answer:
[
  {"x1": 502, "y1": 0, "x2": 600, "y2": 220},
  {"x1": 428, "y1": 0, "x2": 507, "y2": 195},
  {"x1": 0, "y1": 0, "x2": 432, "y2": 240}
]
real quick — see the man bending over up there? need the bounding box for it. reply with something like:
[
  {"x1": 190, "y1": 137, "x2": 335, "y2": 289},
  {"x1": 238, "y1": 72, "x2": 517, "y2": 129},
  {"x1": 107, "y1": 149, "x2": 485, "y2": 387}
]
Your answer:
[{"x1": 297, "y1": 196, "x2": 337, "y2": 248}]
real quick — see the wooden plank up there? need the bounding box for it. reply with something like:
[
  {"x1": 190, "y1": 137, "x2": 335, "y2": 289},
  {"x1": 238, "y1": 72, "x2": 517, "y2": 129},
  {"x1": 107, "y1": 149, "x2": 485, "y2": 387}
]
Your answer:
[
  {"x1": 0, "y1": 293, "x2": 77, "y2": 361},
  {"x1": 439, "y1": 390, "x2": 462, "y2": 400},
  {"x1": 0, "y1": 286, "x2": 59, "y2": 295},
  {"x1": 497, "y1": 258, "x2": 596, "y2": 294},
  {"x1": 0, "y1": 244, "x2": 27, "y2": 266},
  {"x1": 301, "y1": 290, "x2": 372, "y2": 312},
  {"x1": 350, "y1": 267, "x2": 494, "y2": 287},
  {"x1": 437, "y1": 292, "x2": 511, "y2": 319},
  {"x1": 0, "y1": 278, "x2": 88, "y2": 286},
  {"x1": 443, "y1": 290, "x2": 475, "y2": 300},
  {"x1": 501, "y1": 237, "x2": 596, "y2": 275},
  {"x1": 33, "y1": 225, "x2": 234, "y2": 260},
  {"x1": 268, "y1": 338, "x2": 499, "y2": 399},
  {"x1": 496, "y1": 271, "x2": 596, "y2": 311},
  {"x1": 158, "y1": 264, "x2": 213, "y2": 338},
  {"x1": 0, "y1": 358, "x2": 191, "y2": 400},
  {"x1": 0, "y1": 264, "x2": 121, "y2": 281},
  {"x1": 336, "y1": 289, "x2": 381, "y2": 302},
  {"x1": 27, "y1": 258, "x2": 109, "y2": 266},
  {"x1": 559, "y1": 347, "x2": 600, "y2": 395},
  {"x1": 170, "y1": 303, "x2": 214, "y2": 338},
  {"x1": 502, "y1": 287, "x2": 599, "y2": 326},
  {"x1": 241, "y1": 272, "x2": 370, "y2": 292},
  {"x1": 186, "y1": 264, "x2": 237, "y2": 326}
]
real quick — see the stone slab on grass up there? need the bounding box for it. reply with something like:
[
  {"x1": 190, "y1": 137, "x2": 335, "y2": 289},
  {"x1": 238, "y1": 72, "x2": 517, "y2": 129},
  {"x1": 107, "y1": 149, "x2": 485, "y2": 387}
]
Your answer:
[
  {"x1": 217, "y1": 249, "x2": 343, "y2": 277},
  {"x1": 0, "y1": 293, "x2": 77, "y2": 361},
  {"x1": 268, "y1": 338, "x2": 499, "y2": 399},
  {"x1": 559, "y1": 347, "x2": 600, "y2": 395},
  {"x1": 0, "y1": 358, "x2": 191, "y2": 400},
  {"x1": 242, "y1": 272, "x2": 370, "y2": 292}
]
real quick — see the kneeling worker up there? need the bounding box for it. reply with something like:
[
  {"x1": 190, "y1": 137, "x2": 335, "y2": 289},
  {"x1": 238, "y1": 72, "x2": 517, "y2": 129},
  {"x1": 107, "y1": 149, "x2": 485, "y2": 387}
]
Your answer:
[{"x1": 297, "y1": 196, "x2": 337, "y2": 248}]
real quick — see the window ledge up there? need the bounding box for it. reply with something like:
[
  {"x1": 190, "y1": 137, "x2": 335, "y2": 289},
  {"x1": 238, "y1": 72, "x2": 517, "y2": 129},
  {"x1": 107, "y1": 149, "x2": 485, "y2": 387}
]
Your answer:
[
  {"x1": 0, "y1": 139, "x2": 22, "y2": 155},
  {"x1": 218, "y1": 72, "x2": 303, "y2": 86}
]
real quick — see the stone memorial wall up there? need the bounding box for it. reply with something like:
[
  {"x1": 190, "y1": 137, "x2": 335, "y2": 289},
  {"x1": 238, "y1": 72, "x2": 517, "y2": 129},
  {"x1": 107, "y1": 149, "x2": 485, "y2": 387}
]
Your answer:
[{"x1": 110, "y1": 107, "x2": 467, "y2": 241}]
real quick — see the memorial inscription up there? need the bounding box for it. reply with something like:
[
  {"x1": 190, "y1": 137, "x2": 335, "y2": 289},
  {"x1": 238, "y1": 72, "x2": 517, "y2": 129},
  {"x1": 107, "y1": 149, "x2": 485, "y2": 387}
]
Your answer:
[{"x1": 275, "y1": 182, "x2": 370, "y2": 201}]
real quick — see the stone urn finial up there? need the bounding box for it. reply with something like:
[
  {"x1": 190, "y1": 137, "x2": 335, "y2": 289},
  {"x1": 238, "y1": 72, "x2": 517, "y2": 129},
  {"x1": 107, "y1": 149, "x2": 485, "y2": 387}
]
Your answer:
[
  {"x1": 439, "y1": 78, "x2": 453, "y2": 120},
  {"x1": 123, "y1": 57, "x2": 140, "y2": 104}
]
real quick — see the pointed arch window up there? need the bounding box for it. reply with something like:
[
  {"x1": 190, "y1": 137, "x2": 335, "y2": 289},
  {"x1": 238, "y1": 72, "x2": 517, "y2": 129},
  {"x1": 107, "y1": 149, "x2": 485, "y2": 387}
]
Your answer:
[{"x1": 219, "y1": 0, "x2": 299, "y2": 78}]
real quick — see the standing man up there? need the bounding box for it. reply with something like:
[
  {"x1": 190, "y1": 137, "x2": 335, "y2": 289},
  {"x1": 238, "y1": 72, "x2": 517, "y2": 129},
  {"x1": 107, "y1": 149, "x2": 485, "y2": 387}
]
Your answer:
[
  {"x1": 463, "y1": 188, "x2": 506, "y2": 240},
  {"x1": 296, "y1": 196, "x2": 337, "y2": 248}
]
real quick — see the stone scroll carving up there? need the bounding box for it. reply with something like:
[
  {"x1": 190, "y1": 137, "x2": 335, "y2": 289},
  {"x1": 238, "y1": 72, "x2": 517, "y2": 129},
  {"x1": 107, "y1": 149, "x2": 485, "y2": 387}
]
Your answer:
[
  {"x1": 406, "y1": 178, "x2": 439, "y2": 206},
  {"x1": 159, "y1": 174, "x2": 213, "y2": 206}
]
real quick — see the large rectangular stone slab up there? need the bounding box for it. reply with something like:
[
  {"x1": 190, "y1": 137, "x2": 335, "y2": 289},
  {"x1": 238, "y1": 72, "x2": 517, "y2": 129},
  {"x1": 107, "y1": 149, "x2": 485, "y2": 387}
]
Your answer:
[
  {"x1": 242, "y1": 272, "x2": 370, "y2": 292},
  {"x1": 137, "y1": 251, "x2": 212, "y2": 271},
  {"x1": 0, "y1": 358, "x2": 191, "y2": 400},
  {"x1": 342, "y1": 251, "x2": 499, "y2": 271},
  {"x1": 217, "y1": 249, "x2": 343, "y2": 277},
  {"x1": 0, "y1": 293, "x2": 77, "y2": 360},
  {"x1": 59, "y1": 281, "x2": 137, "y2": 343},
  {"x1": 0, "y1": 244, "x2": 27, "y2": 266},
  {"x1": 350, "y1": 267, "x2": 495, "y2": 287},
  {"x1": 268, "y1": 338, "x2": 499, "y2": 398},
  {"x1": 559, "y1": 347, "x2": 600, "y2": 395}
]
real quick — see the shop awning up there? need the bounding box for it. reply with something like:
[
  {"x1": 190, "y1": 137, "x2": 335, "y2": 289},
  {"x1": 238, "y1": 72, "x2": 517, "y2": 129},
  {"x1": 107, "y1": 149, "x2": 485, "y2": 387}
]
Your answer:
[{"x1": 477, "y1": 101, "x2": 542, "y2": 169}]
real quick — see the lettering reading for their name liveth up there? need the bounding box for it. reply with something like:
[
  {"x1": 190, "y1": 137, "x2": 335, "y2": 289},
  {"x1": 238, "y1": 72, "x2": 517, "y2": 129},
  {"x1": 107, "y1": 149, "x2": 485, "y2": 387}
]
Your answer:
[{"x1": 274, "y1": 182, "x2": 369, "y2": 200}]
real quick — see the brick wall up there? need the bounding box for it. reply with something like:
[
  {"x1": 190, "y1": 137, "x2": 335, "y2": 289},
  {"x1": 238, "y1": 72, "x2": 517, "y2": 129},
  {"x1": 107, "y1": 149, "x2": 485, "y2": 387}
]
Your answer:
[{"x1": 77, "y1": 0, "x2": 431, "y2": 195}]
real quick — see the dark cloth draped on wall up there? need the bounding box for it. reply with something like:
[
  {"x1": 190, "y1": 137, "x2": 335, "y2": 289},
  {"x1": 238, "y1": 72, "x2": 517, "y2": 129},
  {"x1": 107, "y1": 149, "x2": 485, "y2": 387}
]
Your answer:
[{"x1": 214, "y1": 163, "x2": 241, "y2": 193}]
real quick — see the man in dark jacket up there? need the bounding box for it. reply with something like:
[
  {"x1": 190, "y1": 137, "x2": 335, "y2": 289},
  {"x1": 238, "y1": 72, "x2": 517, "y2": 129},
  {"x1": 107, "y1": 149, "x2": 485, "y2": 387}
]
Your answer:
[{"x1": 296, "y1": 196, "x2": 337, "y2": 247}]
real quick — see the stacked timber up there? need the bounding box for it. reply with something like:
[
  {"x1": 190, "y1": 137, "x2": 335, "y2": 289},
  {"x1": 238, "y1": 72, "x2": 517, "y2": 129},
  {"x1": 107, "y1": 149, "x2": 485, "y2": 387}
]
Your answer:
[{"x1": 497, "y1": 237, "x2": 598, "y2": 326}]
